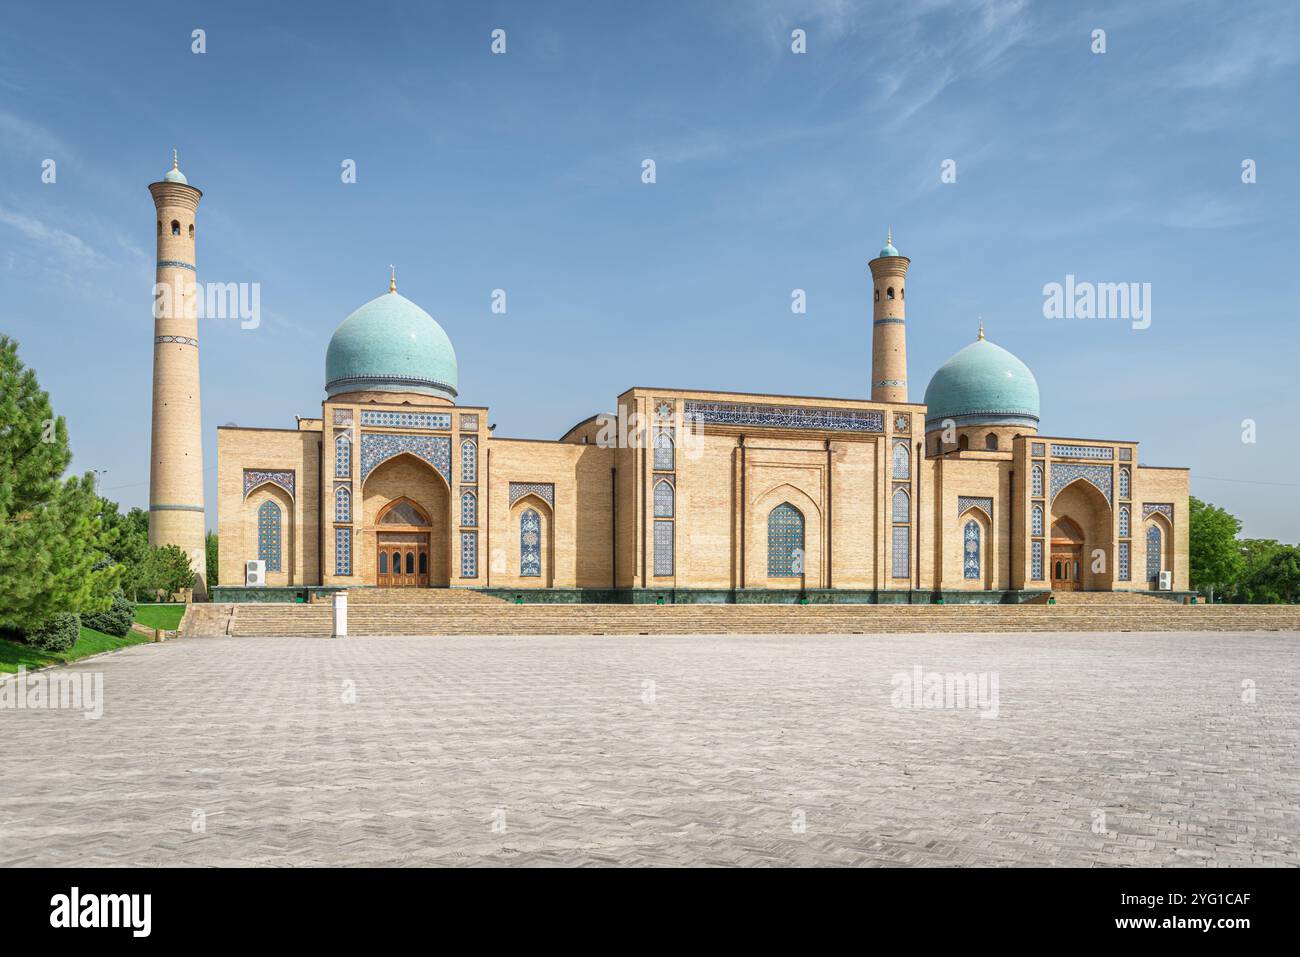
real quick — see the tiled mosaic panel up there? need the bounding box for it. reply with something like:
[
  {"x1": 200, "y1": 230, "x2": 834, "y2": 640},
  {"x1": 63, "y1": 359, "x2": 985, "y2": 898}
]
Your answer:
[
  {"x1": 1031, "y1": 505, "x2": 1043, "y2": 536},
  {"x1": 459, "y1": 413, "x2": 479, "y2": 432},
  {"x1": 509, "y1": 482, "x2": 554, "y2": 507},
  {"x1": 1031, "y1": 540, "x2": 1044, "y2": 580},
  {"x1": 334, "y1": 435, "x2": 351, "y2": 478},
  {"x1": 334, "y1": 485, "x2": 351, "y2": 523},
  {"x1": 1050, "y1": 463, "x2": 1112, "y2": 504},
  {"x1": 654, "y1": 521, "x2": 673, "y2": 576},
  {"x1": 891, "y1": 526, "x2": 909, "y2": 579},
  {"x1": 243, "y1": 469, "x2": 294, "y2": 498},
  {"x1": 460, "y1": 439, "x2": 477, "y2": 482},
  {"x1": 335, "y1": 527, "x2": 351, "y2": 576},
  {"x1": 958, "y1": 496, "x2": 992, "y2": 520},
  {"x1": 767, "y1": 504, "x2": 803, "y2": 577},
  {"x1": 1147, "y1": 525, "x2": 1163, "y2": 582},
  {"x1": 1119, "y1": 447, "x2": 1133, "y2": 461},
  {"x1": 1031, "y1": 442, "x2": 1046, "y2": 456},
  {"x1": 332, "y1": 408, "x2": 353, "y2": 425},
  {"x1": 360, "y1": 410, "x2": 451, "y2": 430},
  {"x1": 1143, "y1": 503, "x2": 1173, "y2": 522},
  {"x1": 1118, "y1": 541, "x2": 1130, "y2": 581},
  {"x1": 520, "y1": 509, "x2": 542, "y2": 577},
  {"x1": 461, "y1": 491, "x2": 477, "y2": 527},
  {"x1": 683, "y1": 400, "x2": 884, "y2": 433},
  {"x1": 653, "y1": 431, "x2": 674, "y2": 471},
  {"x1": 654, "y1": 479, "x2": 674, "y2": 518},
  {"x1": 1031, "y1": 463, "x2": 1044, "y2": 497},
  {"x1": 1119, "y1": 505, "x2": 1130, "y2": 537},
  {"x1": 892, "y1": 441, "x2": 910, "y2": 479},
  {"x1": 359, "y1": 433, "x2": 450, "y2": 483},
  {"x1": 460, "y1": 531, "x2": 477, "y2": 578},
  {"x1": 1051, "y1": 444, "x2": 1113, "y2": 460},
  {"x1": 892, "y1": 487, "x2": 909, "y2": 523},
  {"x1": 257, "y1": 500, "x2": 281, "y2": 572},
  {"x1": 1119, "y1": 468, "x2": 1131, "y2": 499},
  {"x1": 963, "y1": 520, "x2": 981, "y2": 579}
]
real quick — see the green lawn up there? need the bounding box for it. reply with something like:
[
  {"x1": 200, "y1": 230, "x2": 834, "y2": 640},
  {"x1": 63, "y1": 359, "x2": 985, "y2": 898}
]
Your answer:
[
  {"x1": 134, "y1": 603, "x2": 185, "y2": 630},
  {"x1": 1, "y1": 626, "x2": 153, "y2": 675}
]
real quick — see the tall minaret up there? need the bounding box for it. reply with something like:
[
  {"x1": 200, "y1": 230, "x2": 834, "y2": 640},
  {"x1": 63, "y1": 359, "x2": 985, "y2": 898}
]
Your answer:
[
  {"x1": 147, "y1": 151, "x2": 207, "y2": 599},
  {"x1": 868, "y1": 228, "x2": 911, "y2": 403}
]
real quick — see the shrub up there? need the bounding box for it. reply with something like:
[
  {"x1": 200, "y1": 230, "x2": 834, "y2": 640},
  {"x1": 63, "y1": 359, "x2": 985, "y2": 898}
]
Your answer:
[
  {"x1": 25, "y1": 612, "x2": 81, "y2": 653},
  {"x1": 81, "y1": 591, "x2": 135, "y2": 637}
]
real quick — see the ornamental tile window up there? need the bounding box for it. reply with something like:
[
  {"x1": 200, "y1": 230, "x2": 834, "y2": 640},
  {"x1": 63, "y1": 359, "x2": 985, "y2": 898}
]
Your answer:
[
  {"x1": 892, "y1": 487, "x2": 909, "y2": 523},
  {"x1": 1031, "y1": 540, "x2": 1044, "y2": 580},
  {"x1": 460, "y1": 439, "x2": 477, "y2": 482},
  {"x1": 1031, "y1": 464, "x2": 1044, "y2": 497},
  {"x1": 892, "y1": 526, "x2": 910, "y2": 579},
  {"x1": 334, "y1": 527, "x2": 351, "y2": 576},
  {"x1": 1146, "y1": 524, "x2": 1163, "y2": 582},
  {"x1": 1118, "y1": 541, "x2": 1130, "y2": 581},
  {"x1": 257, "y1": 500, "x2": 282, "y2": 572},
  {"x1": 1031, "y1": 504, "x2": 1043, "y2": 536},
  {"x1": 461, "y1": 490, "x2": 477, "y2": 527},
  {"x1": 1118, "y1": 505, "x2": 1130, "y2": 538},
  {"x1": 1119, "y1": 468, "x2": 1131, "y2": 499},
  {"x1": 334, "y1": 434, "x2": 351, "y2": 478},
  {"x1": 520, "y1": 509, "x2": 542, "y2": 577},
  {"x1": 461, "y1": 532, "x2": 477, "y2": 578},
  {"x1": 653, "y1": 431, "x2": 674, "y2": 471},
  {"x1": 767, "y1": 503, "x2": 804, "y2": 578},
  {"x1": 654, "y1": 479, "x2": 674, "y2": 518},
  {"x1": 892, "y1": 441, "x2": 910, "y2": 479},
  {"x1": 334, "y1": 485, "x2": 351, "y2": 523},
  {"x1": 963, "y1": 520, "x2": 981, "y2": 580},
  {"x1": 654, "y1": 521, "x2": 674, "y2": 576}
]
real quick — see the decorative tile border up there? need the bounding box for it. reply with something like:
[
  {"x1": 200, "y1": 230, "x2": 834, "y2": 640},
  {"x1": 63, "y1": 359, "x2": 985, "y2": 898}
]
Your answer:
[
  {"x1": 893, "y1": 413, "x2": 910, "y2": 433},
  {"x1": 509, "y1": 482, "x2": 555, "y2": 508},
  {"x1": 1142, "y1": 503, "x2": 1173, "y2": 522},
  {"x1": 683, "y1": 400, "x2": 884, "y2": 434},
  {"x1": 1031, "y1": 442, "x2": 1046, "y2": 456},
  {"x1": 156, "y1": 259, "x2": 194, "y2": 271},
  {"x1": 243, "y1": 469, "x2": 295, "y2": 499},
  {"x1": 1051, "y1": 444, "x2": 1113, "y2": 460},
  {"x1": 958, "y1": 495, "x2": 993, "y2": 520},
  {"x1": 155, "y1": 335, "x2": 198, "y2": 347},
  {"x1": 1050, "y1": 463, "x2": 1112, "y2": 504},
  {"x1": 332, "y1": 408, "x2": 353, "y2": 425},
  {"x1": 360, "y1": 410, "x2": 452, "y2": 430},
  {"x1": 359, "y1": 433, "x2": 450, "y2": 483}
]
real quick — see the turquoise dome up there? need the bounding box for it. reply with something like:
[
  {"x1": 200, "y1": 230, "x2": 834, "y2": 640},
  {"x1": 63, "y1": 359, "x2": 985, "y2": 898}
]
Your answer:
[
  {"x1": 325, "y1": 291, "x2": 458, "y2": 400},
  {"x1": 163, "y1": 167, "x2": 188, "y2": 184},
  {"x1": 923, "y1": 335, "x2": 1039, "y2": 429},
  {"x1": 879, "y1": 240, "x2": 899, "y2": 257}
]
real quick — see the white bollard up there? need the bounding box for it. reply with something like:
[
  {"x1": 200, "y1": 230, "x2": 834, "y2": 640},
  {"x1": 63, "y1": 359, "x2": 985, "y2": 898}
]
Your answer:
[{"x1": 332, "y1": 592, "x2": 348, "y2": 638}]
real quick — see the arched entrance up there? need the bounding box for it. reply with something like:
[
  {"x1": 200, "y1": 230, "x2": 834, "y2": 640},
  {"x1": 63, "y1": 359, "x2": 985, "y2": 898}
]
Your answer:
[
  {"x1": 1050, "y1": 517, "x2": 1084, "y2": 591},
  {"x1": 375, "y1": 497, "x2": 431, "y2": 587}
]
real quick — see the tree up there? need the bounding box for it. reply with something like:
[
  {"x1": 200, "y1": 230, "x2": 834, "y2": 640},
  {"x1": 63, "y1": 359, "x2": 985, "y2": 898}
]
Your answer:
[
  {"x1": 1231, "y1": 539, "x2": 1284, "y2": 603},
  {"x1": 206, "y1": 531, "x2": 219, "y2": 588},
  {"x1": 1188, "y1": 496, "x2": 1243, "y2": 602},
  {"x1": 0, "y1": 336, "x2": 116, "y2": 631},
  {"x1": 144, "y1": 544, "x2": 196, "y2": 600}
]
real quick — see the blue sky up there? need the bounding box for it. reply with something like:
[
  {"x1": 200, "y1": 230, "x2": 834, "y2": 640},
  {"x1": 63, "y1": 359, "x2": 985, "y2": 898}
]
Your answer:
[{"x1": 1, "y1": 0, "x2": 1297, "y2": 538}]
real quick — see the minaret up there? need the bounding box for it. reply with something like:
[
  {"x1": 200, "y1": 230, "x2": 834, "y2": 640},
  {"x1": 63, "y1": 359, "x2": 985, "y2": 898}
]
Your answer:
[
  {"x1": 147, "y1": 151, "x2": 207, "y2": 599},
  {"x1": 868, "y1": 228, "x2": 911, "y2": 403}
]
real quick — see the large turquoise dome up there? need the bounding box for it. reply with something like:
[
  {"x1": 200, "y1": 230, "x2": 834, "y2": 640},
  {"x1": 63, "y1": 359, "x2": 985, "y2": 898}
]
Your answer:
[
  {"x1": 325, "y1": 291, "x2": 458, "y2": 400},
  {"x1": 923, "y1": 334, "x2": 1039, "y2": 429}
]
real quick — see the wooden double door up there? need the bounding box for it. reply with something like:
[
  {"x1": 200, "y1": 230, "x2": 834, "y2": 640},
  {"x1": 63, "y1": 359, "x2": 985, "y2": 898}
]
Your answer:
[
  {"x1": 377, "y1": 532, "x2": 429, "y2": 587},
  {"x1": 1050, "y1": 517, "x2": 1085, "y2": 591}
]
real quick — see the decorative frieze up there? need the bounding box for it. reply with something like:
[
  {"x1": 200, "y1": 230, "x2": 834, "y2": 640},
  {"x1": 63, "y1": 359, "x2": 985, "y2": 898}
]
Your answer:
[
  {"x1": 683, "y1": 400, "x2": 884, "y2": 434},
  {"x1": 155, "y1": 335, "x2": 198, "y2": 347},
  {"x1": 1050, "y1": 463, "x2": 1112, "y2": 504},
  {"x1": 359, "y1": 433, "x2": 450, "y2": 483},
  {"x1": 1142, "y1": 503, "x2": 1173, "y2": 522},
  {"x1": 1051, "y1": 444, "x2": 1113, "y2": 460},
  {"x1": 243, "y1": 469, "x2": 295, "y2": 499},
  {"x1": 509, "y1": 482, "x2": 554, "y2": 508},
  {"x1": 360, "y1": 410, "x2": 452, "y2": 430},
  {"x1": 958, "y1": 496, "x2": 993, "y2": 520}
]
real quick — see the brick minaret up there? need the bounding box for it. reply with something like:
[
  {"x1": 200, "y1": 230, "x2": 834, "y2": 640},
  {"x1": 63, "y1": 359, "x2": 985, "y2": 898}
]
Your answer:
[
  {"x1": 868, "y1": 229, "x2": 911, "y2": 403},
  {"x1": 147, "y1": 151, "x2": 207, "y2": 599}
]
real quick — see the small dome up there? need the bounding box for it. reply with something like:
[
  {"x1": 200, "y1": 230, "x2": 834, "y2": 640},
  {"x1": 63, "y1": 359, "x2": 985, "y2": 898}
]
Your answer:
[
  {"x1": 163, "y1": 167, "x2": 188, "y2": 184},
  {"x1": 923, "y1": 334, "x2": 1039, "y2": 430},
  {"x1": 879, "y1": 240, "x2": 899, "y2": 257},
  {"x1": 325, "y1": 291, "x2": 458, "y2": 400}
]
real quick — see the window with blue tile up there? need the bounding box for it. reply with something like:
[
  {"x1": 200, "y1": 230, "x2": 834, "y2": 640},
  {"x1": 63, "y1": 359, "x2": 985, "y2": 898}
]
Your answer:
[
  {"x1": 654, "y1": 521, "x2": 673, "y2": 576},
  {"x1": 460, "y1": 439, "x2": 477, "y2": 482},
  {"x1": 334, "y1": 434, "x2": 351, "y2": 478},
  {"x1": 767, "y1": 503, "x2": 804, "y2": 577},
  {"x1": 335, "y1": 527, "x2": 351, "y2": 576},
  {"x1": 460, "y1": 532, "x2": 477, "y2": 578},
  {"x1": 653, "y1": 431, "x2": 674, "y2": 471},
  {"x1": 334, "y1": 485, "x2": 351, "y2": 523},
  {"x1": 520, "y1": 509, "x2": 541, "y2": 577},
  {"x1": 461, "y1": 490, "x2": 477, "y2": 527},
  {"x1": 892, "y1": 487, "x2": 909, "y2": 523},
  {"x1": 963, "y1": 520, "x2": 981, "y2": 580},
  {"x1": 257, "y1": 500, "x2": 282, "y2": 572},
  {"x1": 1146, "y1": 524, "x2": 1162, "y2": 582},
  {"x1": 654, "y1": 479, "x2": 674, "y2": 518},
  {"x1": 1031, "y1": 540, "x2": 1044, "y2": 580},
  {"x1": 1031, "y1": 504, "x2": 1043, "y2": 536}
]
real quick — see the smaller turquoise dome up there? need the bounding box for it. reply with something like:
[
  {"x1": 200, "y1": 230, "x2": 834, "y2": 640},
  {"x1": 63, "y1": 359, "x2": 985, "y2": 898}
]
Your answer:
[
  {"x1": 879, "y1": 241, "x2": 899, "y2": 257},
  {"x1": 325, "y1": 291, "x2": 458, "y2": 400},
  {"x1": 163, "y1": 167, "x2": 188, "y2": 184},
  {"x1": 923, "y1": 334, "x2": 1040, "y2": 430}
]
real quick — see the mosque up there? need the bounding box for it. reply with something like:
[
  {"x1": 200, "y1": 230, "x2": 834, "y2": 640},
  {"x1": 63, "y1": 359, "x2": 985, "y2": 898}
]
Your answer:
[{"x1": 147, "y1": 157, "x2": 1188, "y2": 603}]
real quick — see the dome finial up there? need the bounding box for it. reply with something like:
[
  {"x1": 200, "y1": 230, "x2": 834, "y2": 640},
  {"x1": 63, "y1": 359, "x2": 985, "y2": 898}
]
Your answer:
[
  {"x1": 978, "y1": 317, "x2": 984, "y2": 340},
  {"x1": 389, "y1": 264, "x2": 396, "y2": 294},
  {"x1": 887, "y1": 226, "x2": 892, "y2": 247},
  {"x1": 172, "y1": 149, "x2": 179, "y2": 170}
]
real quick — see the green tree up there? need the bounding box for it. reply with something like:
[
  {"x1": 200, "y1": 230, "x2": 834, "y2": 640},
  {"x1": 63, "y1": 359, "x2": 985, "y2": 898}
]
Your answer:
[
  {"x1": 143, "y1": 544, "x2": 196, "y2": 600},
  {"x1": 206, "y1": 531, "x2": 219, "y2": 588},
  {"x1": 1231, "y1": 539, "x2": 1284, "y2": 603},
  {"x1": 1188, "y1": 496, "x2": 1243, "y2": 602},
  {"x1": 0, "y1": 335, "x2": 116, "y2": 631}
]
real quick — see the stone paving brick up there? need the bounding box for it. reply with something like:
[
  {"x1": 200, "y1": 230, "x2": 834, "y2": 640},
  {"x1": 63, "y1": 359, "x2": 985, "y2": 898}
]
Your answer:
[{"x1": 0, "y1": 631, "x2": 1296, "y2": 867}]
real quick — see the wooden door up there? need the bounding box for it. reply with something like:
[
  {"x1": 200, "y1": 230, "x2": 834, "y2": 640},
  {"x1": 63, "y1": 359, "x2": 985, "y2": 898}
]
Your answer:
[{"x1": 376, "y1": 533, "x2": 429, "y2": 587}]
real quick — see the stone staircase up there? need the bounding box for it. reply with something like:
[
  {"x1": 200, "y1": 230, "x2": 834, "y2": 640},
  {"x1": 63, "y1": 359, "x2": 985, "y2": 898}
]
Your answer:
[
  {"x1": 221, "y1": 591, "x2": 1300, "y2": 637},
  {"x1": 179, "y1": 603, "x2": 235, "y2": 637}
]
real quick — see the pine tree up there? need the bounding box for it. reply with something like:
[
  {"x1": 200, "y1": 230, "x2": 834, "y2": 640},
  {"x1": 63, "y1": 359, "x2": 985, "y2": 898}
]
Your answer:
[{"x1": 0, "y1": 335, "x2": 116, "y2": 630}]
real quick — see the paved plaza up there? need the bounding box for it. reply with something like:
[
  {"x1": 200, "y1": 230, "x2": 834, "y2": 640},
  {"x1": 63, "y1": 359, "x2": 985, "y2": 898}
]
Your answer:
[{"x1": 1, "y1": 631, "x2": 1297, "y2": 867}]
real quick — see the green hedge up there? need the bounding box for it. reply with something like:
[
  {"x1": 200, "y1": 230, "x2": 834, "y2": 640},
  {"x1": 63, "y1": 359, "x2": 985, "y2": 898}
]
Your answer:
[{"x1": 25, "y1": 613, "x2": 81, "y2": 652}]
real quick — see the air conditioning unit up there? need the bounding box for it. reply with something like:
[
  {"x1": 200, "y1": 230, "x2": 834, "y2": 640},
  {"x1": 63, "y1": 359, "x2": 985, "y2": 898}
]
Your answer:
[
  {"x1": 1158, "y1": 570, "x2": 1172, "y2": 591},
  {"x1": 246, "y1": 560, "x2": 266, "y2": 586}
]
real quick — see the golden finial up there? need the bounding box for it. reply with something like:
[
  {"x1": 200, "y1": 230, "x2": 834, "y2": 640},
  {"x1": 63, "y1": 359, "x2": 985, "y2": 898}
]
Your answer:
[
  {"x1": 887, "y1": 226, "x2": 892, "y2": 246},
  {"x1": 389, "y1": 264, "x2": 397, "y2": 293},
  {"x1": 978, "y1": 318, "x2": 985, "y2": 340},
  {"x1": 172, "y1": 149, "x2": 179, "y2": 170}
]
